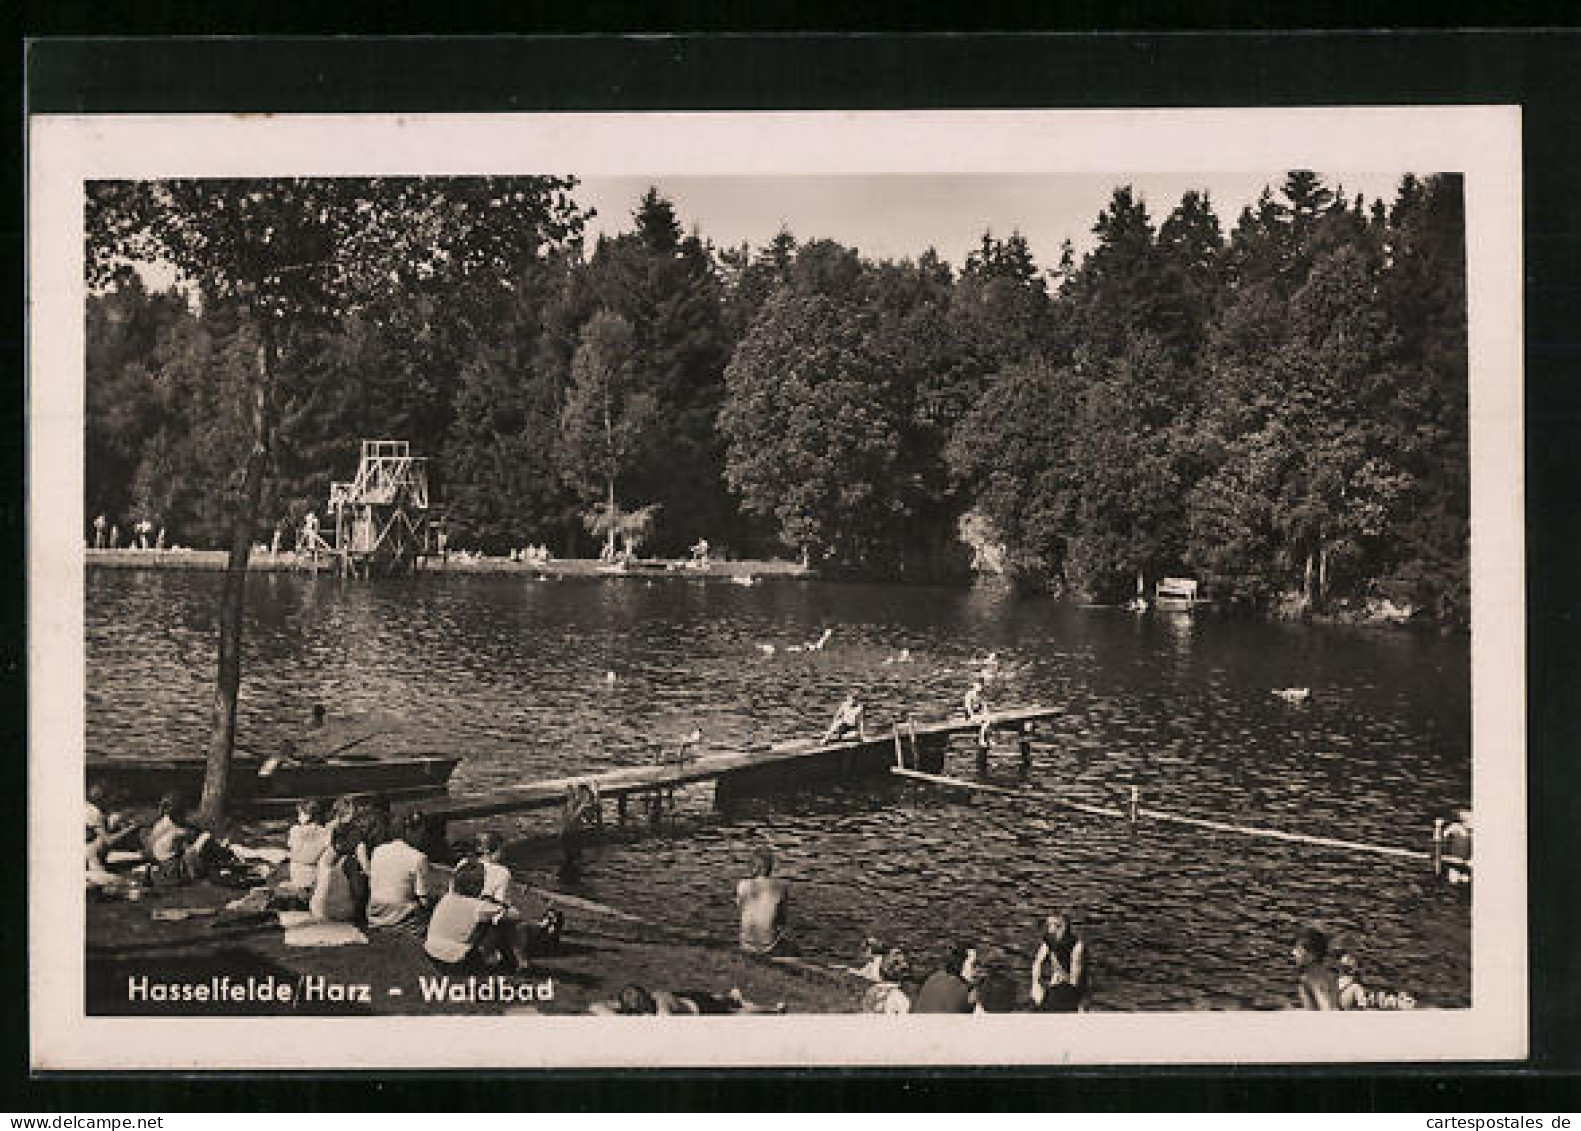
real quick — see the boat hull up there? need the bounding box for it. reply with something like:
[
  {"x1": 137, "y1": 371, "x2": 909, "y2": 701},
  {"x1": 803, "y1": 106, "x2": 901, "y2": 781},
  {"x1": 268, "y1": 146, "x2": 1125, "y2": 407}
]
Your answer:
[{"x1": 87, "y1": 753, "x2": 461, "y2": 811}]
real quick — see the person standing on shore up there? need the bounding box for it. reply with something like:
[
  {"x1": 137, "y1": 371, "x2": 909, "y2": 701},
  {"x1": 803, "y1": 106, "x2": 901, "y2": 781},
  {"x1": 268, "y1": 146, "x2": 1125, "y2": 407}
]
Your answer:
[
  {"x1": 92, "y1": 514, "x2": 107, "y2": 549},
  {"x1": 1030, "y1": 911, "x2": 1089, "y2": 1012},
  {"x1": 108, "y1": 523, "x2": 120, "y2": 549},
  {"x1": 736, "y1": 845, "x2": 790, "y2": 955}
]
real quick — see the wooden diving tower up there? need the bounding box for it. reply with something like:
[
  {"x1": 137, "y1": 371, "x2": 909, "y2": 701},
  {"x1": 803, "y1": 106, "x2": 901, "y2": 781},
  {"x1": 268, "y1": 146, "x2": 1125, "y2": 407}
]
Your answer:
[{"x1": 328, "y1": 440, "x2": 433, "y2": 577}]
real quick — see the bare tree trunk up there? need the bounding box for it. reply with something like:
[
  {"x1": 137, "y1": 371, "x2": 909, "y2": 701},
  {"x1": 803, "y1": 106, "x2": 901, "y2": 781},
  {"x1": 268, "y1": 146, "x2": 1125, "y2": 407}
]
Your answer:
[
  {"x1": 605, "y1": 477, "x2": 617, "y2": 557},
  {"x1": 198, "y1": 329, "x2": 273, "y2": 829}
]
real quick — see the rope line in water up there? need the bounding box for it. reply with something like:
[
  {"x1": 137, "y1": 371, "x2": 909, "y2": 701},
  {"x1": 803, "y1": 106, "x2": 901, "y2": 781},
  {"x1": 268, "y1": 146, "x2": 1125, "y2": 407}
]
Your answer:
[{"x1": 891, "y1": 767, "x2": 1436, "y2": 863}]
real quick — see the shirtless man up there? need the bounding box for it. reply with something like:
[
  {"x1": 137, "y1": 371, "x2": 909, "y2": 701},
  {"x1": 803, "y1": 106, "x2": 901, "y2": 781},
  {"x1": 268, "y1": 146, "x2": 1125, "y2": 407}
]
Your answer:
[
  {"x1": 822, "y1": 693, "x2": 866, "y2": 744},
  {"x1": 736, "y1": 846, "x2": 789, "y2": 955},
  {"x1": 1292, "y1": 927, "x2": 1340, "y2": 1010}
]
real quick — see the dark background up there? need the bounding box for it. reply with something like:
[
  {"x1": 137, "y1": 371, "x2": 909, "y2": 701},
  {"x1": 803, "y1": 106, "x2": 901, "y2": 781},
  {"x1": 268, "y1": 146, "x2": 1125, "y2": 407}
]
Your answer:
[{"x1": 15, "y1": 22, "x2": 1581, "y2": 1112}]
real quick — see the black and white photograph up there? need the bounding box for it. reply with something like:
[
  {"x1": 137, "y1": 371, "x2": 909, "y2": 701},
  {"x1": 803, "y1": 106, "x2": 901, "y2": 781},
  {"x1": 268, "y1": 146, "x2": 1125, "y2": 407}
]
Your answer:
[{"x1": 28, "y1": 107, "x2": 1525, "y2": 1068}]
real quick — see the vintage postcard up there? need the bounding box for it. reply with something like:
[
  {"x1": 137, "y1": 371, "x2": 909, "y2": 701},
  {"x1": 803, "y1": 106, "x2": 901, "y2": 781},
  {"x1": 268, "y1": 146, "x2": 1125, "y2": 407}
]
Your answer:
[{"x1": 29, "y1": 106, "x2": 1524, "y2": 1069}]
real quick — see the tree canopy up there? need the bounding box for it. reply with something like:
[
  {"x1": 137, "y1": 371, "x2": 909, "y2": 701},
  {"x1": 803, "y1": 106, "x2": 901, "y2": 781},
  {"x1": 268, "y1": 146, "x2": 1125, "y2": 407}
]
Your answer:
[{"x1": 88, "y1": 172, "x2": 1469, "y2": 623}]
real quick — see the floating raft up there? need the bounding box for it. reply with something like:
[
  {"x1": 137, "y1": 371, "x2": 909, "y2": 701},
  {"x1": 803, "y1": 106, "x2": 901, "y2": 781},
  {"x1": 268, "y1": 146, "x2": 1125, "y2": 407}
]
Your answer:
[{"x1": 407, "y1": 706, "x2": 1059, "y2": 834}]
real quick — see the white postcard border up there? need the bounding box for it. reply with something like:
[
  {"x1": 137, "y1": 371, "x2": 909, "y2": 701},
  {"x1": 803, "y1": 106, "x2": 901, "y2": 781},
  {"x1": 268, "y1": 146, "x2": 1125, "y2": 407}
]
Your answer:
[{"x1": 28, "y1": 107, "x2": 1525, "y2": 1069}]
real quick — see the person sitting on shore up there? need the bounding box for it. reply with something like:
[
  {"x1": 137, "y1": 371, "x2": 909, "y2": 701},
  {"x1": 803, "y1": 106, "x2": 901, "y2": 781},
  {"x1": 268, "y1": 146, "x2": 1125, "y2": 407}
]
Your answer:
[
  {"x1": 861, "y1": 948, "x2": 916, "y2": 1014},
  {"x1": 1292, "y1": 927, "x2": 1340, "y2": 1010},
  {"x1": 846, "y1": 936, "x2": 888, "y2": 981},
  {"x1": 138, "y1": 794, "x2": 227, "y2": 886},
  {"x1": 589, "y1": 983, "x2": 785, "y2": 1016},
  {"x1": 1335, "y1": 952, "x2": 1418, "y2": 1010},
  {"x1": 287, "y1": 798, "x2": 332, "y2": 890},
  {"x1": 470, "y1": 828, "x2": 566, "y2": 952},
  {"x1": 359, "y1": 794, "x2": 394, "y2": 853},
  {"x1": 310, "y1": 822, "x2": 369, "y2": 924},
  {"x1": 423, "y1": 858, "x2": 518, "y2": 972},
  {"x1": 1335, "y1": 951, "x2": 1369, "y2": 1010},
  {"x1": 736, "y1": 845, "x2": 791, "y2": 956},
  {"x1": 475, "y1": 830, "x2": 513, "y2": 905},
  {"x1": 912, "y1": 944, "x2": 979, "y2": 1013},
  {"x1": 974, "y1": 959, "x2": 1018, "y2": 1014},
  {"x1": 365, "y1": 811, "x2": 432, "y2": 930},
  {"x1": 85, "y1": 783, "x2": 141, "y2": 884},
  {"x1": 1030, "y1": 911, "x2": 1089, "y2": 1013},
  {"x1": 822, "y1": 693, "x2": 865, "y2": 744}
]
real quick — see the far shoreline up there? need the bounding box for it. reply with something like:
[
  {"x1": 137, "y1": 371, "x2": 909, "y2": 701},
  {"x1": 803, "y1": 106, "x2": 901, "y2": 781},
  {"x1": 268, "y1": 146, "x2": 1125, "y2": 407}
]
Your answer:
[
  {"x1": 82, "y1": 548, "x2": 1462, "y2": 631},
  {"x1": 84, "y1": 547, "x2": 812, "y2": 579}
]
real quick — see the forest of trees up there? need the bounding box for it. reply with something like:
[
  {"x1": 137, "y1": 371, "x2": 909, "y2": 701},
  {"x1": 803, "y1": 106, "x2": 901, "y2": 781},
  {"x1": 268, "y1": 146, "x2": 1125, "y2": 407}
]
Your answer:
[{"x1": 86, "y1": 171, "x2": 1469, "y2": 624}]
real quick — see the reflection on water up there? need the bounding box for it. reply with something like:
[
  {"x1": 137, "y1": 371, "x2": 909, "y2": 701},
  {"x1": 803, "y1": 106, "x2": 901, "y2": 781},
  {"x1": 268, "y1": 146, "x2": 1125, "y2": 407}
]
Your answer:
[{"x1": 85, "y1": 569, "x2": 1471, "y2": 1010}]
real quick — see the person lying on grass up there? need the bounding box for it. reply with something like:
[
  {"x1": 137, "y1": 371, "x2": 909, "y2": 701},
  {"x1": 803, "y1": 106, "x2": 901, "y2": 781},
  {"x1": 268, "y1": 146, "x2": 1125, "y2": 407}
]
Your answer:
[{"x1": 588, "y1": 983, "x2": 786, "y2": 1015}]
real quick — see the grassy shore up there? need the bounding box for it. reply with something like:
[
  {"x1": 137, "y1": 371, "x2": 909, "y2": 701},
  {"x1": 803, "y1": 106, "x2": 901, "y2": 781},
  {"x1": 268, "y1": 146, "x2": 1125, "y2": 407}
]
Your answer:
[
  {"x1": 85, "y1": 547, "x2": 810, "y2": 579},
  {"x1": 87, "y1": 860, "x2": 862, "y2": 1018}
]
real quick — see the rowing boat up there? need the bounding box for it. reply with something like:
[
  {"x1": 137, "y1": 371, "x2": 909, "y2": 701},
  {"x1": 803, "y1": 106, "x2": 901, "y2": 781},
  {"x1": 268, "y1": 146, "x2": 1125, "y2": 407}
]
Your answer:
[
  {"x1": 88, "y1": 715, "x2": 462, "y2": 809},
  {"x1": 87, "y1": 750, "x2": 461, "y2": 810}
]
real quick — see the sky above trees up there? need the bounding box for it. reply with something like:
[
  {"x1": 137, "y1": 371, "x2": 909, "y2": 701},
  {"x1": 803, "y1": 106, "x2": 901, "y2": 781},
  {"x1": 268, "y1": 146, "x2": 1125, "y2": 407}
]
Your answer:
[{"x1": 574, "y1": 171, "x2": 1412, "y2": 268}]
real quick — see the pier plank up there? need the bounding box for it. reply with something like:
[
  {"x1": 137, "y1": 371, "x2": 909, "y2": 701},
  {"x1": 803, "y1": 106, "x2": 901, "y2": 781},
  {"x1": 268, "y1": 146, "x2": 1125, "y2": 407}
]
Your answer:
[{"x1": 406, "y1": 706, "x2": 1060, "y2": 826}]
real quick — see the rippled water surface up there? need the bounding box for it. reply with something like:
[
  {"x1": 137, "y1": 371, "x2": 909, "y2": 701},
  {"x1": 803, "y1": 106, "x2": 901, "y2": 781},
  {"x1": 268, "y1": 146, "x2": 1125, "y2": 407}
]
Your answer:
[{"x1": 87, "y1": 568, "x2": 1471, "y2": 1010}]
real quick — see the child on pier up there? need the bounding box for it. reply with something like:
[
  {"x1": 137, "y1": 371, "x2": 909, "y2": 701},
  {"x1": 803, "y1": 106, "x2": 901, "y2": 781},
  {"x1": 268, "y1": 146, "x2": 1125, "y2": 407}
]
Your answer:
[{"x1": 136, "y1": 794, "x2": 234, "y2": 887}]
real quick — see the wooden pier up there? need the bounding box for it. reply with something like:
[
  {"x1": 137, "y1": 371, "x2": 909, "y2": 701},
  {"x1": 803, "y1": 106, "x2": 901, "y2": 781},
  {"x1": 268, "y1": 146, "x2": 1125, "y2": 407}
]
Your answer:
[{"x1": 404, "y1": 706, "x2": 1059, "y2": 840}]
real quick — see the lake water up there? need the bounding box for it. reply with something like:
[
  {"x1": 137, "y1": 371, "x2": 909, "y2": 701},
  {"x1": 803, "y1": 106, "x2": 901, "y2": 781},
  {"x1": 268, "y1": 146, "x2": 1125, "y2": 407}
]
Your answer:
[{"x1": 86, "y1": 568, "x2": 1471, "y2": 1011}]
